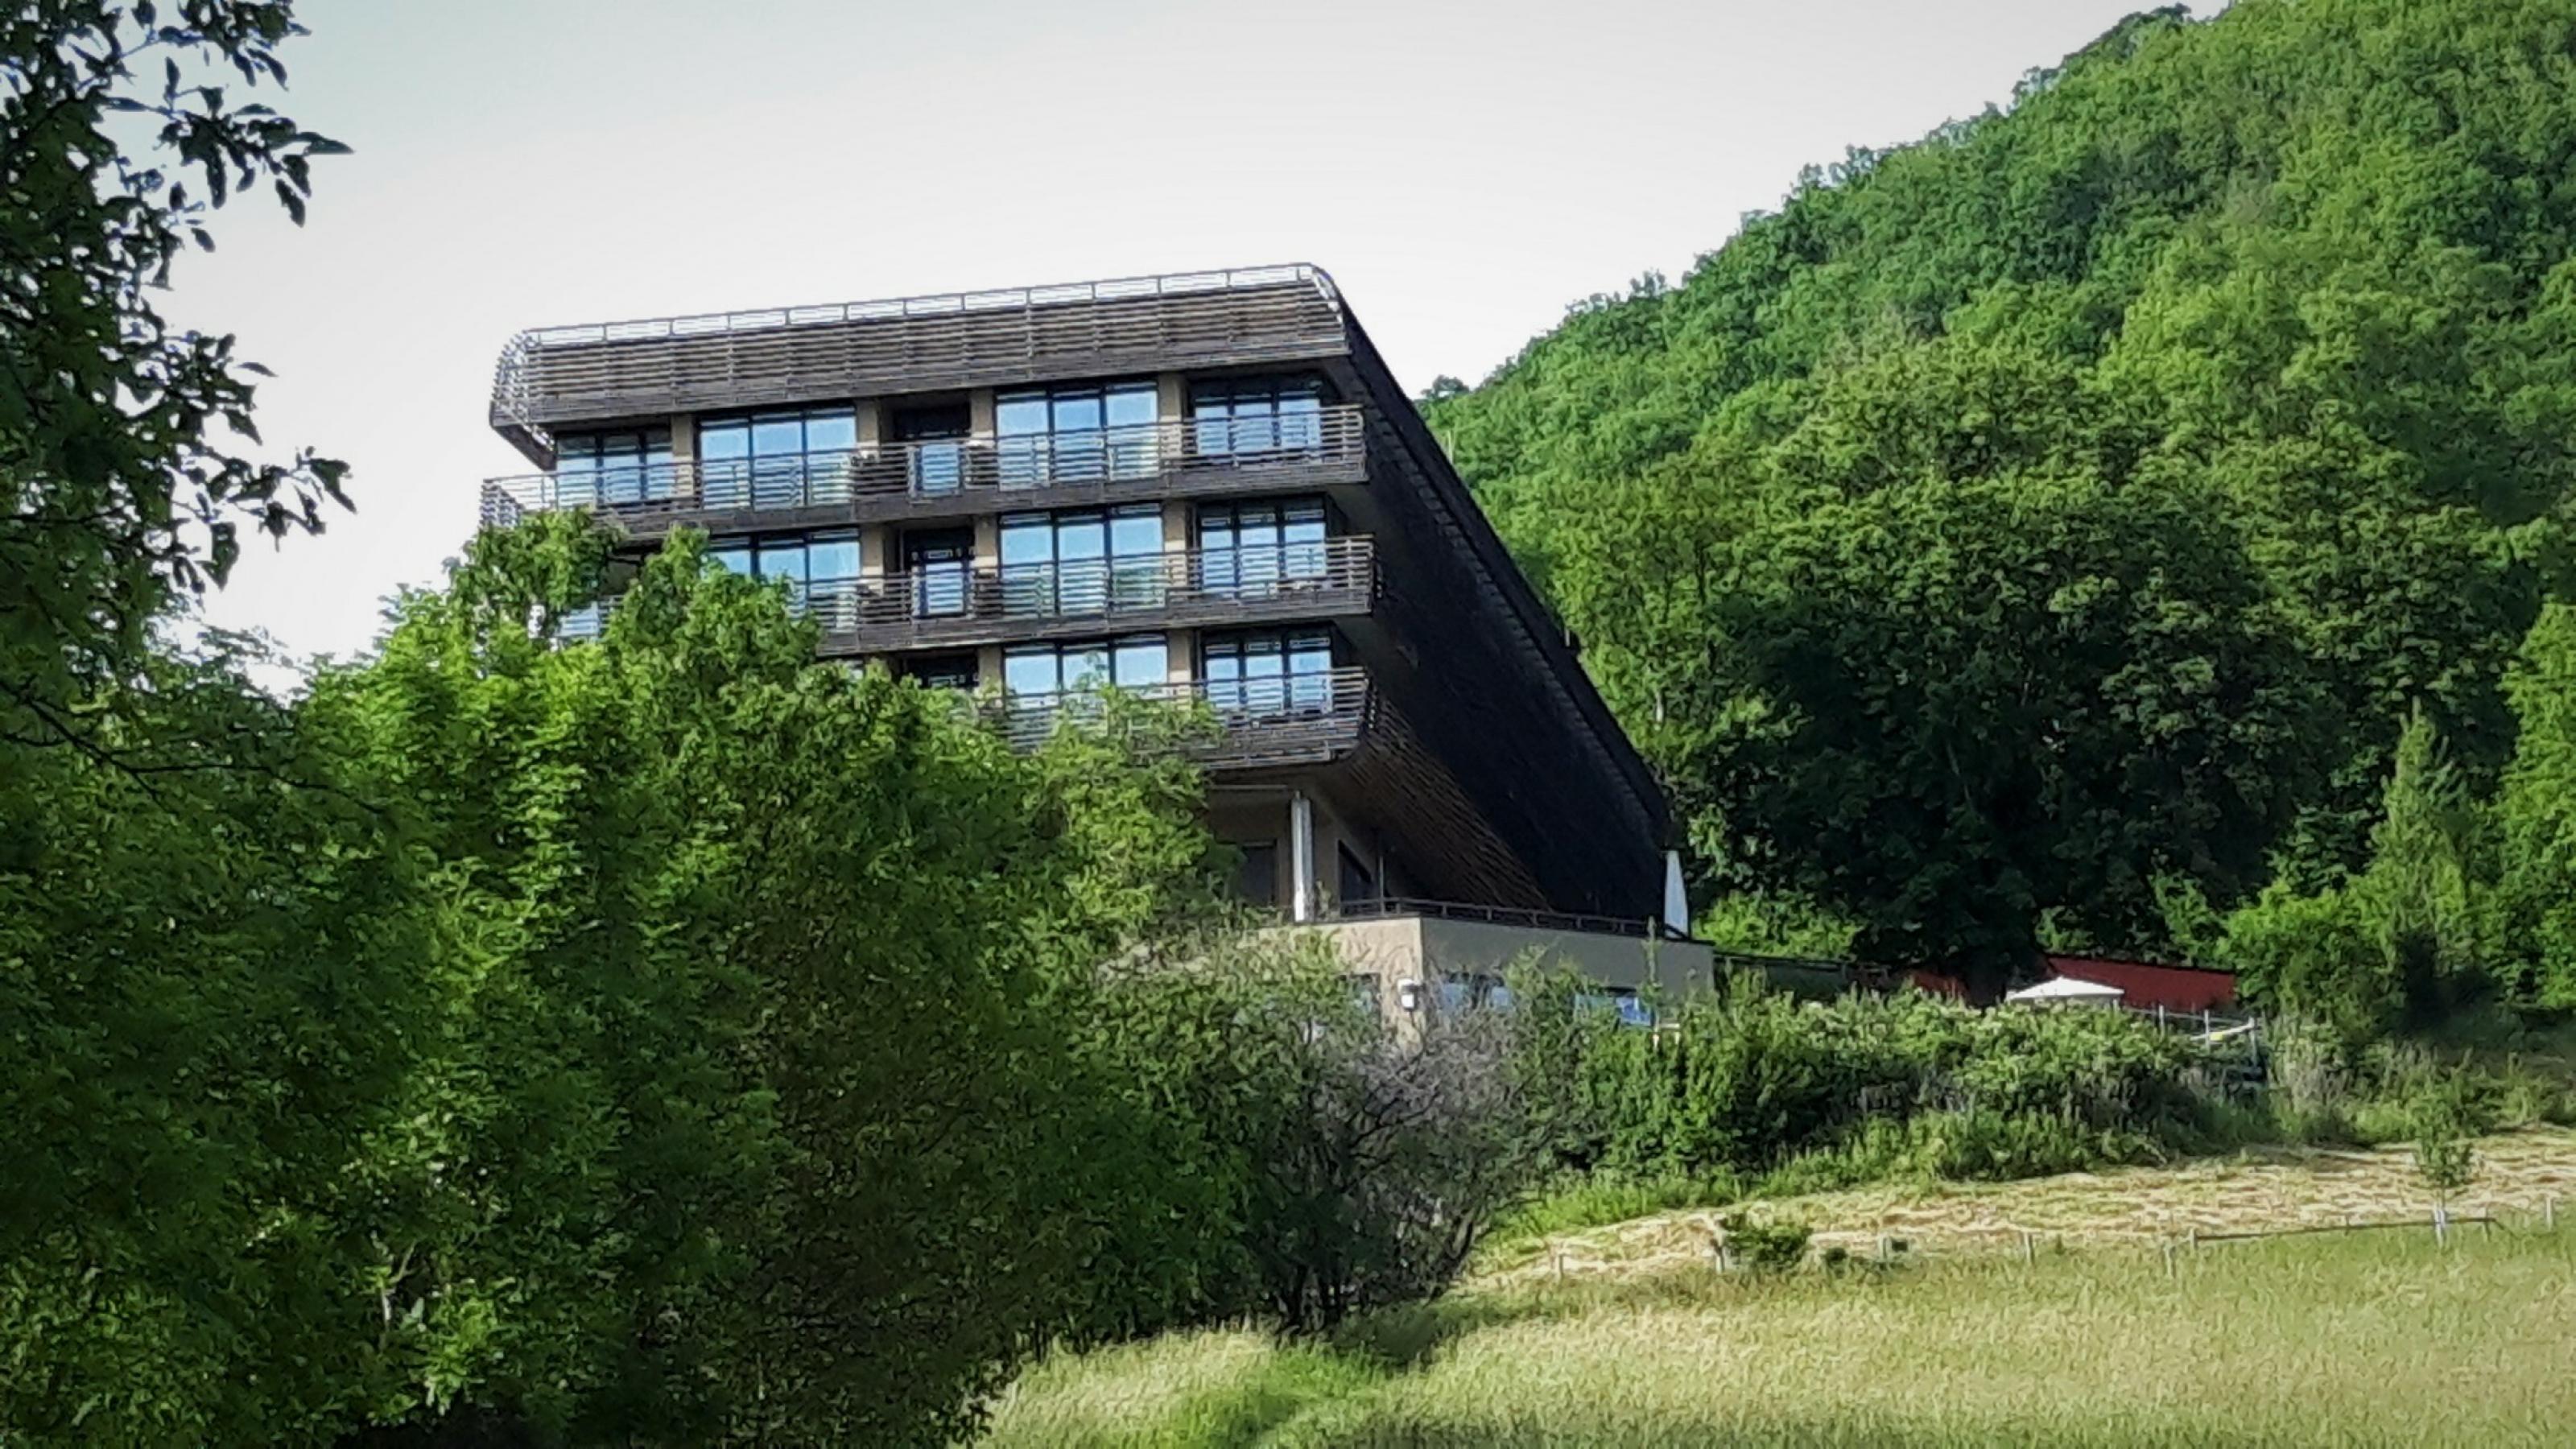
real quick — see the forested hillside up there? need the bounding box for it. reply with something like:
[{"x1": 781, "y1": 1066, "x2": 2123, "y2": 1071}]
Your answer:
[{"x1": 1426, "y1": 0, "x2": 2576, "y2": 998}]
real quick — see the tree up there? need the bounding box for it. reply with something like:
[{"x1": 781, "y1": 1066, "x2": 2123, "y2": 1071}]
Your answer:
[
  {"x1": 2497, "y1": 605, "x2": 2576, "y2": 1007},
  {"x1": 1686, "y1": 471, "x2": 2319, "y2": 999},
  {"x1": 2223, "y1": 710, "x2": 2494, "y2": 1037},
  {"x1": 3, "y1": 1, "x2": 349, "y2": 731},
  {"x1": 300, "y1": 516, "x2": 1229, "y2": 1445},
  {"x1": 1425, "y1": 0, "x2": 2576, "y2": 969}
]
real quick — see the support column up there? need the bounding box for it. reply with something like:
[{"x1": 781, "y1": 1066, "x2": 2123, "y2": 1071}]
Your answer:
[{"x1": 1290, "y1": 791, "x2": 1317, "y2": 923}]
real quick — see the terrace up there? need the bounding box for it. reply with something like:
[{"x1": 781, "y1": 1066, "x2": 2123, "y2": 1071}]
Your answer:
[{"x1": 488, "y1": 264, "x2": 1351, "y2": 464}]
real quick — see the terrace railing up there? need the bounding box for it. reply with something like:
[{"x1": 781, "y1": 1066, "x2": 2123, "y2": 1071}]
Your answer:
[
  {"x1": 479, "y1": 407, "x2": 1367, "y2": 529},
  {"x1": 994, "y1": 667, "x2": 1371, "y2": 770},
  {"x1": 825, "y1": 538, "x2": 1373, "y2": 649},
  {"x1": 1329, "y1": 896, "x2": 1697, "y2": 943},
  {"x1": 489, "y1": 264, "x2": 1348, "y2": 456}
]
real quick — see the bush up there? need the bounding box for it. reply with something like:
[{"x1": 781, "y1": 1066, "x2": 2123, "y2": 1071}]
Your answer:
[
  {"x1": 1086, "y1": 931, "x2": 1544, "y2": 1335},
  {"x1": 1719, "y1": 1213, "x2": 1812, "y2": 1274},
  {"x1": 1505, "y1": 964, "x2": 2221, "y2": 1187}
]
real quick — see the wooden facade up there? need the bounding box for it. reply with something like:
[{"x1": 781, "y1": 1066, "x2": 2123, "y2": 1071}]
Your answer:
[{"x1": 484, "y1": 264, "x2": 1675, "y2": 922}]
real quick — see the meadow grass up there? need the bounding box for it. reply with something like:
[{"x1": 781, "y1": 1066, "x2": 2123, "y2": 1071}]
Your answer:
[{"x1": 984, "y1": 1139, "x2": 2576, "y2": 1447}]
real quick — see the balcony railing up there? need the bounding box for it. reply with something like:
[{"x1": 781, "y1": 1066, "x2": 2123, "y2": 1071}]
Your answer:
[
  {"x1": 824, "y1": 538, "x2": 1373, "y2": 649},
  {"x1": 1330, "y1": 896, "x2": 1698, "y2": 943},
  {"x1": 993, "y1": 667, "x2": 1372, "y2": 770},
  {"x1": 479, "y1": 407, "x2": 1368, "y2": 530}
]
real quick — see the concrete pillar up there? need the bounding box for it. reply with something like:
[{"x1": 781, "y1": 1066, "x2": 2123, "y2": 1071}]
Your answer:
[
  {"x1": 1290, "y1": 791, "x2": 1317, "y2": 923},
  {"x1": 1165, "y1": 627, "x2": 1196, "y2": 684},
  {"x1": 670, "y1": 412, "x2": 695, "y2": 501}
]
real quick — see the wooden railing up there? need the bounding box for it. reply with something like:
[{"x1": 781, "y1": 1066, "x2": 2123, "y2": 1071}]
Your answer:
[
  {"x1": 489, "y1": 264, "x2": 1348, "y2": 458},
  {"x1": 479, "y1": 407, "x2": 1367, "y2": 529},
  {"x1": 819, "y1": 538, "x2": 1374, "y2": 650}
]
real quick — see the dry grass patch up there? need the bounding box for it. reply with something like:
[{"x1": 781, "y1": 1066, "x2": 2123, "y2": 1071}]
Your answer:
[{"x1": 1480, "y1": 1125, "x2": 2576, "y2": 1287}]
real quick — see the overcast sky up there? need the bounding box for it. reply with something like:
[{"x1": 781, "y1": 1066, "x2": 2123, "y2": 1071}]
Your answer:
[{"x1": 171, "y1": 0, "x2": 2206, "y2": 663}]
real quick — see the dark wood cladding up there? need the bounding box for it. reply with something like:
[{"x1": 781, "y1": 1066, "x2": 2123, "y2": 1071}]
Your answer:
[
  {"x1": 810, "y1": 538, "x2": 1375, "y2": 655},
  {"x1": 1321, "y1": 324, "x2": 1670, "y2": 919},
  {"x1": 481, "y1": 408, "x2": 1366, "y2": 534},
  {"x1": 490, "y1": 266, "x2": 1348, "y2": 465}
]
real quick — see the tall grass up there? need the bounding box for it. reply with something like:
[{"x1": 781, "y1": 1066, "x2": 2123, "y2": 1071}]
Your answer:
[{"x1": 983, "y1": 1228, "x2": 2576, "y2": 1447}]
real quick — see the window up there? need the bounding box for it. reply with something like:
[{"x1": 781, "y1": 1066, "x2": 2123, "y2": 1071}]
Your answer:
[
  {"x1": 999, "y1": 506, "x2": 1167, "y2": 616},
  {"x1": 1233, "y1": 841, "x2": 1279, "y2": 907},
  {"x1": 555, "y1": 428, "x2": 672, "y2": 507},
  {"x1": 1197, "y1": 497, "x2": 1327, "y2": 598},
  {"x1": 1191, "y1": 374, "x2": 1324, "y2": 457},
  {"x1": 1436, "y1": 974, "x2": 1509, "y2": 1016},
  {"x1": 892, "y1": 401, "x2": 970, "y2": 496},
  {"x1": 1575, "y1": 987, "x2": 1655, "y2": 1029},
  {"x1": 905, "y1": 652, "x2": 980, "y2": 691},
  {"x1": 711, "y1": 531, "x2": 860, "y2": 625},
  {"x1": 1002, "y1": 636, "x2": 1170, "y2": 700},
  {"x1": 996, "y1": 379, "x2": 1158, "y2": 487},
  {"x1": 1201, "y1": 629, "x2": 1334, "y2": 716},
  {"x1": 698, "y1": 407, "x2": 858, "y2": 510}
]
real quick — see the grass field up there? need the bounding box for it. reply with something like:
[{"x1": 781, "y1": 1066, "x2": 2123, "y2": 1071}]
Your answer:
[{"x1": 981, "y1": 1131, "x2": 2576, "y2": 1447}]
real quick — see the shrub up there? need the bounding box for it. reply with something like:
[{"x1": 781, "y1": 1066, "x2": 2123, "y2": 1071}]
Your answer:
[{"x1": 1719, "y1": 1213, "x2": 1813, "y2": 1274}]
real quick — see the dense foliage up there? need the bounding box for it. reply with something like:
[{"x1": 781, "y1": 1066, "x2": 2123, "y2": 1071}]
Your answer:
[
  {"x1": 1507, "y1": 968, "x2": 2223, "y2": 1191},
  {"x1": 1426, "y1": 0, "x2": 2576, "y2": 993}
]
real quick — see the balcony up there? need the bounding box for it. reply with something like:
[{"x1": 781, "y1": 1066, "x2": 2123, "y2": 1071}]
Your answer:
[
  {"x1": 555, "y1": 539, "x2": 1373, "y2": 654},
  {"x1": 817, "y1": 538, "x2": 1374, "y2": 652},
  {"x1": 478, "y1": 407, "x2": 1368, "y2": 533},
  {"x1": 995, "y1": 667, "x2": 1373, "y2": 771},
  {"x1": 489, "y1": 264, "x2": 1350, "y2": 463}
]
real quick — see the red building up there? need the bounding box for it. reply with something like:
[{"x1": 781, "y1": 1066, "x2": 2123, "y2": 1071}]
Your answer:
[
  {"x1": 2044, "y1": 955, "x2": 2237, "y2": 1012},
  {"x1": 1906, "y1": 956, "x2": 2238, "y2": 1012}
]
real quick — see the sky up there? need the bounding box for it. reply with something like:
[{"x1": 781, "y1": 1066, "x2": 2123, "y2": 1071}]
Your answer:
[{"x1": 172, "y1": 0, "x2": 2207, "y2": 663}]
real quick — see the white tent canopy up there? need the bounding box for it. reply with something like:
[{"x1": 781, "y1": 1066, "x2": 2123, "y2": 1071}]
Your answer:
[{"x1": 2004, "y1": 976, "x2": 2126, "y2": 1006}]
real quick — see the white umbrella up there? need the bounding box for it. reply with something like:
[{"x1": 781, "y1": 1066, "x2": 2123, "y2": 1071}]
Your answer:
[{"x1": 2004, "y1": 976, "x2": 2126, "y2": 1006}]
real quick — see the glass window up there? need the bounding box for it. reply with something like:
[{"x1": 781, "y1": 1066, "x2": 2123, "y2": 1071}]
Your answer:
[
  {"x1": 999, "y1": 505, "x2": 1168, "y2": 617},
  {"x1": 902, "y1": 528, "x2": 974, "y2": 619},
  {"x1": 995, "y1": 379, "x2": 1159, "y2": 487},
  {"x1": 893, "y1": 402, "x2": 971, "y2": 496},
  {"x1": 1437, "y1": 974, "x2": 1507, "y2": 1017},
  {"x1": 708, "y1": 531, "x2": 858, "y2": 623},
  {"x1": 1190, "y1": 375, "x2": 1326, "y2": 458},
  {"x1": 1202, "y1": 628, "x2": 1334, "y2": 716},
  {"x1": 1002, "y1": 635, "x2": 1169, "y2": 698},
  {"x1": 906, "y1": 652, "x2": 979, "y2": 691},
  {"x1": 1197, "y1": 497, "x2": 1327, "y2": 597},
  {"x1": 555, "y1": 428, "x2": 673, "y2": 507},
  {"x1": 1575, "y1": 987, "x2": 1655, "y2": 1029},
  {"x1": 697, "y1": 406, "x2": 857, "y2": 510}
]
